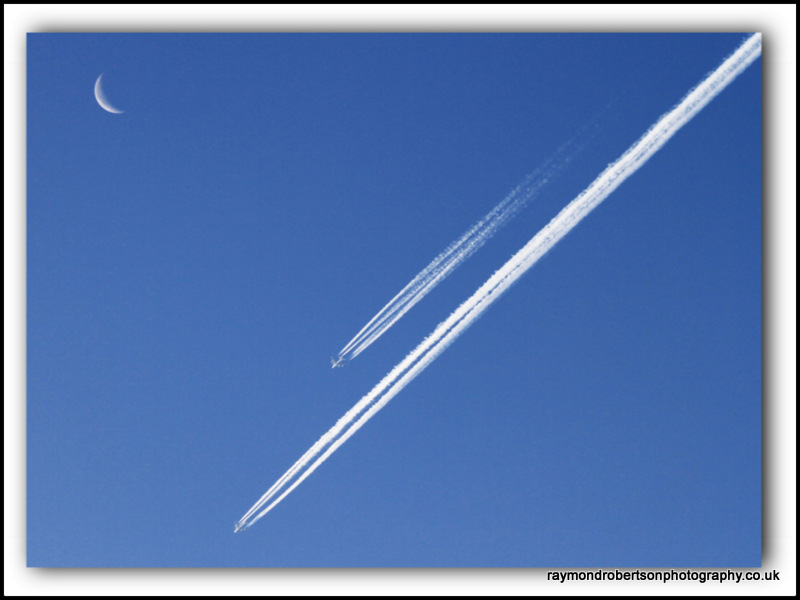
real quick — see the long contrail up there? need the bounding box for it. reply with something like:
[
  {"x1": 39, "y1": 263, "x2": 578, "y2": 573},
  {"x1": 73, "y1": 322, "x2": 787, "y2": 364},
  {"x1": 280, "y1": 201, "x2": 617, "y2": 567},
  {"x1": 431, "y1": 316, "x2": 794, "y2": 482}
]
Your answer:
[
  {"x1": 333, "y1": 131, "x2": 595, "y2": 367},
  {"x1": 237, "y1": 33, "x2": 761, "y2": 531}
]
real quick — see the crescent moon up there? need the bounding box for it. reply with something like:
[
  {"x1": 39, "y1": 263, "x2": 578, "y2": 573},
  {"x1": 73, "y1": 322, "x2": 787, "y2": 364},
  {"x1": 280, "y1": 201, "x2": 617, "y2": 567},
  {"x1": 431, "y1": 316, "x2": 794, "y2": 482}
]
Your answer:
[{"x1": 94, "y1": 74, "x2": 124, "y2": 114}]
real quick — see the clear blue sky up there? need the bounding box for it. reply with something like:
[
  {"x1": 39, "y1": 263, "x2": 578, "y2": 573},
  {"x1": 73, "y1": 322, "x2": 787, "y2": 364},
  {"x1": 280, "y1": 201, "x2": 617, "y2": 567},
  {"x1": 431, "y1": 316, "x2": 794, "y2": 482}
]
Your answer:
[{"x1": 27, "y1": 33, "x2": 761, "y2": 567}]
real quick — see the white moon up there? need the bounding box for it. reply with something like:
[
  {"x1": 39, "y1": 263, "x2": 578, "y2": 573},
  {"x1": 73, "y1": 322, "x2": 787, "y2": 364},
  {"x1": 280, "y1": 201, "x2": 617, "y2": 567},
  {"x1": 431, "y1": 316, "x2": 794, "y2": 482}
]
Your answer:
[{"x1": 94, "y1": 74, "x2": 124, "y2": 114}]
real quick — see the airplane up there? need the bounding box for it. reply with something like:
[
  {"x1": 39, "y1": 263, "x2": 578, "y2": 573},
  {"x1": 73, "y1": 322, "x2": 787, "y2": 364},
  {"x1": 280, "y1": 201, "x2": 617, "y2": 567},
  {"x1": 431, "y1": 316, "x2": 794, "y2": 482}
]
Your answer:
[
  {"x1": 331, "y1": 356, "x2": 347, "y2": 368},
  {"x1": 234, "y1": 522, "x2": 246, "y2": 533}
]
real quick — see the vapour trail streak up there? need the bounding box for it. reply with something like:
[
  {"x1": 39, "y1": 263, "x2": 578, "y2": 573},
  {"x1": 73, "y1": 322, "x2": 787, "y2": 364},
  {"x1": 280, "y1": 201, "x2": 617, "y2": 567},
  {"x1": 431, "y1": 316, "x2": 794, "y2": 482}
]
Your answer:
[
  {"x1": 335, "y1": 133, "x2": 591, "y2": 365},
  {"x1": 237, "y1": 33, "x2": 761, "y2": 530},
  {"x1": 336, "y1": 146, "x2": 567, "y2": 362}
]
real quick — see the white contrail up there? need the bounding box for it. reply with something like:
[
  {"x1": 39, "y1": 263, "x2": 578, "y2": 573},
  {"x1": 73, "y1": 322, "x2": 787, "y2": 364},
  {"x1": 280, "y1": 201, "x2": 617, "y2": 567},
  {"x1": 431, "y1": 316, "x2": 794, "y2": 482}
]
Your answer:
[
  {"x1": 334, "y1": 131, "x2": 594, "y2": 366},
  {"x1": 237, "y1": 33, "x2": 761, "y2": 530}
]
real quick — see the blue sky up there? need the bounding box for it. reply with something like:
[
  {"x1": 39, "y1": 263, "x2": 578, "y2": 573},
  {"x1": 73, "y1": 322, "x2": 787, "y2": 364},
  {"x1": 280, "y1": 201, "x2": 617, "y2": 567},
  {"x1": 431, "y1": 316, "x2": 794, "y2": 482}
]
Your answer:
[{"x1": 27, "y1": 33, "x2": 761, "y2": 567}]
